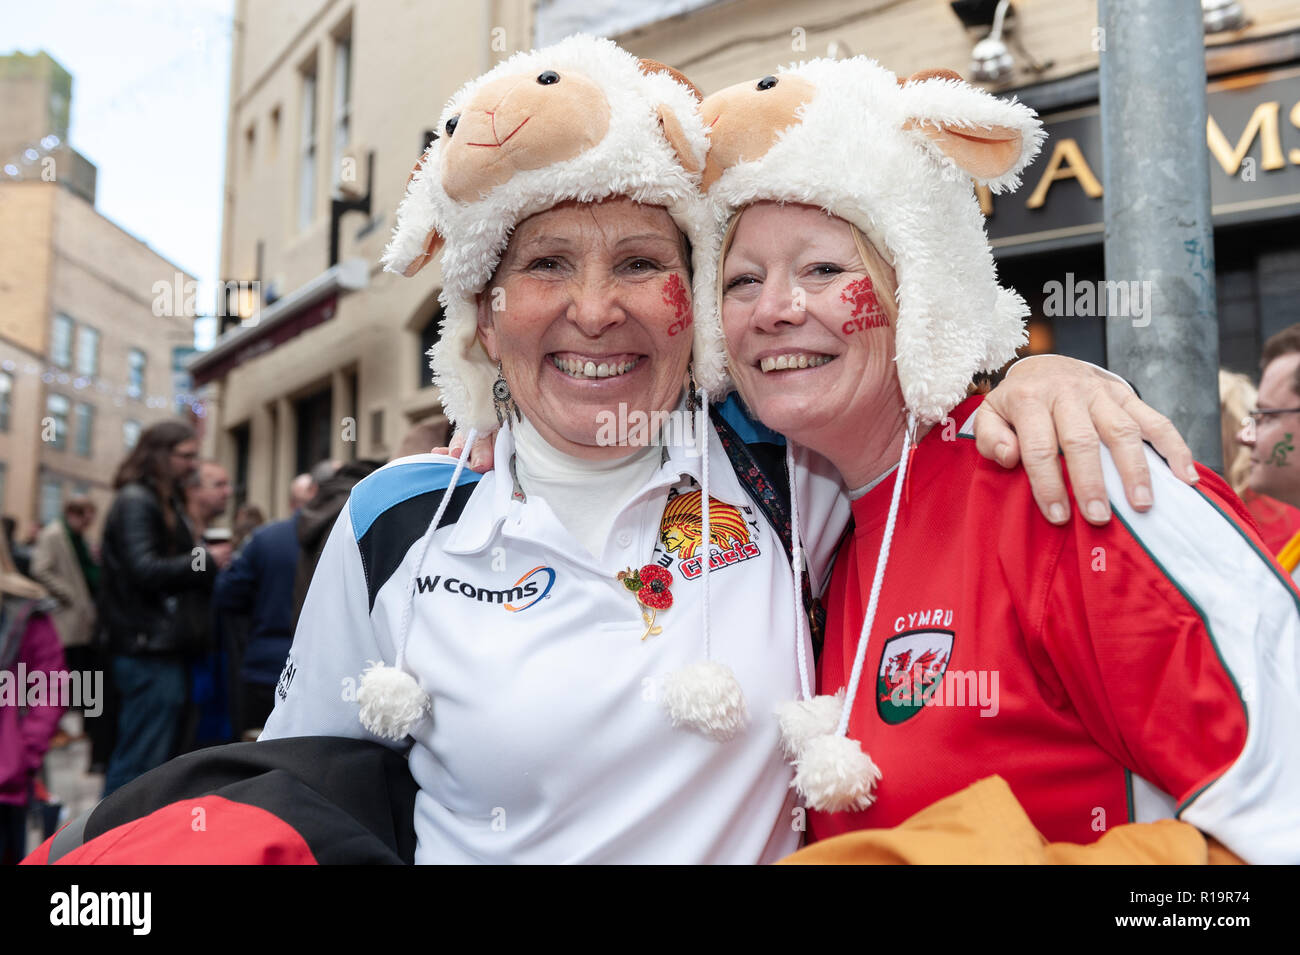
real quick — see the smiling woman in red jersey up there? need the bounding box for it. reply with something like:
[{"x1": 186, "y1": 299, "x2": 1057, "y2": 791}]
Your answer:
[{"x1": 705, "y1": 56, "x2": 1300, "y2": 864}]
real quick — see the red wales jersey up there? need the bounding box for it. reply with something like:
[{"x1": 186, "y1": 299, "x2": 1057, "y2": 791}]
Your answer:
[{"x1": 808, "y1": 396, "x2": 1300, "y2": 863}]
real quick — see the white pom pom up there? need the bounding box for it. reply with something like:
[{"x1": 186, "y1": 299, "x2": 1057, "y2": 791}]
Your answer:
[
  {"x1": 661, "y1": 660, "x2": 749, "y2": 742},
  {"x1": 775, "y1": 691, "x2": 845, "y2": 760},
  {"x1": 793, "y1": 733, "x2": 882, "y2": 813},
  {"x1": 357, "y1": 661, "x2": 430, "y2": 741}
]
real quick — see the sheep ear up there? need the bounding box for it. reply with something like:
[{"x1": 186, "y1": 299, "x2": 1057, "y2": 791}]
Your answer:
[
  {"x1": 656, "y1": 103, "x2": 700, "y2": 174},
  {"x1": 900, "y1": 68, "x2": 1039, "y2": 183},
  {"x1": 903, "y1": 118, "x2": 1024, "y2": 180},
  {"x1": 639, "y1": 59, "x2": 704, "y2": 175},
  {"x1": 639, "y1": 58, "x2": 702, "y2": 101},
  {"x1": 908, "y1": 67, "x2": 964, "y2": 85},
  {"x1": 403, "y1": 227, "x2": 445, "y2": 278},
  {"x1": 400, "y1": 151, "x2": 445, "y2": 277}
]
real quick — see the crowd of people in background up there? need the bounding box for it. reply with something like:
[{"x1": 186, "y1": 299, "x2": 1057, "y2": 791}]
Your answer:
[{"x1": 0, "y1": 412, "x2": 431, "y2": 862}]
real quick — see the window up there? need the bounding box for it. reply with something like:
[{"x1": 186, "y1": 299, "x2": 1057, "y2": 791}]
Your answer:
[
  {"x1": 298, "y1": 62, "x2": 318, "y2": 229},
  {"x1": 294, "y1": 386, "x2": 332, "y2": 477},
  {"x1": 39, "y1": 477, "x2": 62, "y2": 526},
  {"x1": 332, "y1": 34, "x2": 352, "y2": 187},
  {"x1": 51, "y1": 314, "x2": 74, "y2": 367},
  {"x1": 127, "y1": 348, "x2": 146, "y2": 399},
  {"x1": 0, "y1": 371, "x2": 11, "y2": 431},
  {"x1": 76, "y1": 325, "x2": 99, "y2": 377},
  {"x1": 123, "y1": 419, "x2": 141, "y2": 450},
  {"x1": 231, "y1": 422, "x2": 251, "y2": 511},
  {"x1": 74, "y1": 402, "x2": 93, "y2": 457},
  {"x1": 270, "y1": 105, "x2": 282, "y2": 160},
  {"x1": 46, "y1": 393, "x2": 69, "y2": 450}
]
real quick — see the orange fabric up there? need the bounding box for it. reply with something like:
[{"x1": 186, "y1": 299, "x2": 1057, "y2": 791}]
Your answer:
[
  {"x1": 1206, "y1": 839, "x2": 1248, "y2": 866},
  {"x1": 778, "y1": 776, "x2": 1230, "y2": 865},
  {"x1": 1277, "y1": 528, "x2": 1300, "y2": 574}
]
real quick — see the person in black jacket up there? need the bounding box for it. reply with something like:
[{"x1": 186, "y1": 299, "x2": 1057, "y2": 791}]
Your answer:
[
  {"x1": 98, "y1": 420, "x2": 228, "y2": 796},
  {"x1": 291, "y1": 459, "x2": 383, "y2": 631}
]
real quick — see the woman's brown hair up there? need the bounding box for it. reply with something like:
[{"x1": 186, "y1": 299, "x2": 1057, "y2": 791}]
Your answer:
[{"x1": 113, "y1": 419, "x2": 197, "y2": 534}]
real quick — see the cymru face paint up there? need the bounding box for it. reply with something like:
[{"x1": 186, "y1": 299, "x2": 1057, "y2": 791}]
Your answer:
[{"x1": 839, "y1": 276, "x2": 889, "y2": 335}]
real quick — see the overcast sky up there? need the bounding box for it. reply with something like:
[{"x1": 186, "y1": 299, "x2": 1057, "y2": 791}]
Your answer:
[{"x1": 5, "y1": 0, "x2": 234, "y2": 347}]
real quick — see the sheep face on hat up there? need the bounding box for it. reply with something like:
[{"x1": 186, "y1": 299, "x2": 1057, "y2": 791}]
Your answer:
[
  {"x1": 701, "y1": 58, "x2": 1045, "y2": 425},
  {"x1": 381, "y1": 35, "x2": 723, "y2": 435}
]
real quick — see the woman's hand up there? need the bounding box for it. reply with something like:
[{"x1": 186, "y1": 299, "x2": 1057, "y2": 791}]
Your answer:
[
  {"x1": 975, "y1": 355, "x2": 1198, "y2": 526},
  {"x1": 432, "y1": 429, "x2": 498, "y2": 474}
]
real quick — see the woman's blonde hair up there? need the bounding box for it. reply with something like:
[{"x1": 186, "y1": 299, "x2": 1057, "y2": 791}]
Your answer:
[
  {"x1": 717, "y1": 206, "x2": 899, "y2": 406},
  {"x1": 1220, "y1": 368, "x2": 1256, "y2": 494}
]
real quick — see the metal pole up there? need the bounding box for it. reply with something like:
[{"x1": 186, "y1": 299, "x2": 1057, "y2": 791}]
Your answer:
[{"x1": 1099, "y1": 0, "x2": 1222, "y2": 471}]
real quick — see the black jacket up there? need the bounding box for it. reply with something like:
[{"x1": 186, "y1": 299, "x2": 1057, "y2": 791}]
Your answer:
[
  {"x1": 292, "y1": 460, "x2": 382, "y2": 630},
  {"x1": 35, "y1": 737, "x2": 417, "y2": 864},
  {"x1": 98, "y1": 481, "x2": 217, "y2": 657}
]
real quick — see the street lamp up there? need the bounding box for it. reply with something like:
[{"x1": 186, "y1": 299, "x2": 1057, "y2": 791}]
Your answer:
[
  {"x1": 970, "y1": 0, "x2": 1015, "y2": 83},
  {"x1": 1202, "y1": 0, "x2": 1247, "y2": 34}
]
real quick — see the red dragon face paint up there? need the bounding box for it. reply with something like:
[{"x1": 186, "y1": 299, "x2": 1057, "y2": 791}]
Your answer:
[
  {"x1": 840, "y1": 276, "x2": 889, "y2": 335},
  {"x1": 662, "y1": 273, "x2": 692, "y2": 336}
]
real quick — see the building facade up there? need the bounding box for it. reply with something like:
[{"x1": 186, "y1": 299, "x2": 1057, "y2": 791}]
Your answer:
[
  {"x1": 0, "y1": 52, "x2": 196, "y2": 540},
  {"x1": 193, "y1": 0, "x2": 535, "y2": 519},
  {"x1": 199, "y1": 0, "x2": 1300, "y2": 514}
]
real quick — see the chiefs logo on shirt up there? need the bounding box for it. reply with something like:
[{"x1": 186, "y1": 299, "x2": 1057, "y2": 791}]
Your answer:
[{"x1": 659, "y1": 490, "x2": 760, "y2": 580}]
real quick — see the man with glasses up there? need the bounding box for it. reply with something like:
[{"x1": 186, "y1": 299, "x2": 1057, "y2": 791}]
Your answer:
[{"x1": 1239, "y1": 324, "x2": 1300, "y2": 577}]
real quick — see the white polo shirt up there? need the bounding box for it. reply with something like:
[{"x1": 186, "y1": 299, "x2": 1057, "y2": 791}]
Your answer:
[{"x1": 262, "y1": 410, "x2": 840, "y2": 863}]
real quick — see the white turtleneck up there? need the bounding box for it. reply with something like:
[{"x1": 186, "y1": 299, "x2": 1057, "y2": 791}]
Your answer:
[
  {"x1": 511, "y1": 415, "x2": 662, "y2": 561},
  {"x1": 847, "y1": 463, "x2": 899, "y2": 500}
]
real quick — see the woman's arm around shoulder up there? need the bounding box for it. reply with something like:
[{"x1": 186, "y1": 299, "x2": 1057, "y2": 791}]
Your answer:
[{"x1": 1031, "y1": 443, "x2": 1300, "y2": 864}]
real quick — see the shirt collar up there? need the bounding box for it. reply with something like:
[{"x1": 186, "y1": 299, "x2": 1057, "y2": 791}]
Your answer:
[
  {"x1": 440, "y1": 425, "x2": 520, "y2": 556},
  {"x1": 440, "y1": 399, "x2": 737, "y2": 555}
]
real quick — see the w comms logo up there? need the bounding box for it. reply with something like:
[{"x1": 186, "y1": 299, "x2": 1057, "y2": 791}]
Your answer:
[{"x1": 414, "y1": 566, "x2": 555, "y2": 612}]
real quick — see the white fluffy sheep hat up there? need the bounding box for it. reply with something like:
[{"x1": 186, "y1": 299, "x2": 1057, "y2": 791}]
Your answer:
[
  {"x1": 380, "y1": 34, "x2": 723, "y2": 434},
  {"x1": 698, "y1": 57, "x2": 1045, "y2": 425},
  {"x1": 698, "y1": 57, "x2": 1045, "y2": 813}
]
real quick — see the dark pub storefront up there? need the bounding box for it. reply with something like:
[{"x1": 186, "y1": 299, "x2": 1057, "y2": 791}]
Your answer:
[{"x1": 989, "y1": 53, "x2": 1300, "y2": 380}]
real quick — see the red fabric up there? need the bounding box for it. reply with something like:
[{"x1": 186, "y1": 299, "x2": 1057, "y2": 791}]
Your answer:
[
  {"x1": 1240, "y1": 489, "x2": 1300, "y2": 556},
  {"x1": 810, "y1": 396, "x2": 1257, "y2": 846},
  {"x1": 23, "y1": 834, "x2": 51, "y2": 864},
  {"x1": 23, "y1": 795, "x2": 319, "y2": 865}
]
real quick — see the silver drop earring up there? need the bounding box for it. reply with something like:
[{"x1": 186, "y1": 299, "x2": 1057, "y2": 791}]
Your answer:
[{"x1": 493, "y1": 361, "x2": 521, "y2": 425}]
